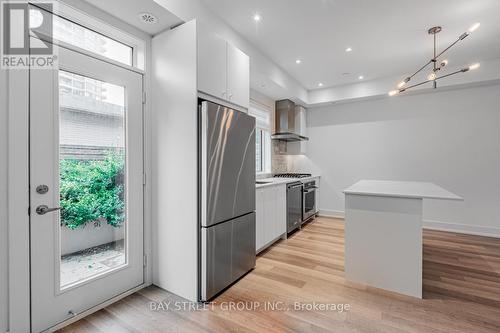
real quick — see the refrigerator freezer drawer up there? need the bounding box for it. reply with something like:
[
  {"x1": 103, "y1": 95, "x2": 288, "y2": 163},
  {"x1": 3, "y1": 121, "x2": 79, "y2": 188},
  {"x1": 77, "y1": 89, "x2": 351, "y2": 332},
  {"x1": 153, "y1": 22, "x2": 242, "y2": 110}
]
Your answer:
[{"x1": 200, "y1": 212, "x2": 256, "y2": 301}]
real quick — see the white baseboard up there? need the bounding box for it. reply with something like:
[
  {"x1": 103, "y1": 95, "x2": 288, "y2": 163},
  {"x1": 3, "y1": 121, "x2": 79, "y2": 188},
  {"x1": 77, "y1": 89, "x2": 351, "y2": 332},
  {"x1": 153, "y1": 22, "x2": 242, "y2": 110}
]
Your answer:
[
  {"x1": 318, "y1": 209, "x2": 345, "y2": 219},
  {"x1": 318, "y1": 209, "x2": 500, "y2": 238},
  {"x1": 423, "y1": 219, "x2": 500, "y2": 238}
]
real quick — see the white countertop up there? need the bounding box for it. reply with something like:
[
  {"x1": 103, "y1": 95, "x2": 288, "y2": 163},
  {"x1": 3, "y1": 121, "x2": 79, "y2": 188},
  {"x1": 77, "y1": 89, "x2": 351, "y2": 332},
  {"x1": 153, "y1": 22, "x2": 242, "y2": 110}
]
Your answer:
[
  {"x1": 256, "y1": 175, "x2": 321, "y2": 189},
  {"x1": 344, "y1": 180, "x2": 463, "y2": 200}
]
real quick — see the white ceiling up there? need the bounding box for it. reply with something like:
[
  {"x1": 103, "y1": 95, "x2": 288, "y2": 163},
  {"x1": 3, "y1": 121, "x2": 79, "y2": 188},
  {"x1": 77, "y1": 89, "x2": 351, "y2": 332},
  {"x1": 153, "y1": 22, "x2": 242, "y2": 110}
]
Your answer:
[
  {"x1": 84, "y1": 0, "x2": 183, "y2": 35},
  {"x1": 200, "y1": 0, "x2": 500, "y2": 90}
]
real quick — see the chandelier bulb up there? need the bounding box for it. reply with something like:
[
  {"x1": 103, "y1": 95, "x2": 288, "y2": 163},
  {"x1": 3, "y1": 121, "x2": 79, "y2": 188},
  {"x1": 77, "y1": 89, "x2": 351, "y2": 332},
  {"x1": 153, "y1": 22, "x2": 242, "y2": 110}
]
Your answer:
[
  {"x1": 427, "y1": 73, "x2": 437, "y2": 81},
  {"x1": 469, "y1": 63, "x2": 480, "y2": 71},
  {"x1": 397, "y1": 77, "x2": 411, "y2": 88},
  {"x1": 468, "y1": 22, "x2": 480, "y2": 33}
]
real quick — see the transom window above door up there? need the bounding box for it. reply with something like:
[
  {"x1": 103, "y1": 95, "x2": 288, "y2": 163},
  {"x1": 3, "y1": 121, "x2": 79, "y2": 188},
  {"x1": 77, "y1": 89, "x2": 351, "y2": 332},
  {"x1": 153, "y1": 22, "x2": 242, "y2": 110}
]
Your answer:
[{"x1": 29, "y1": 4, "x2": 136, "y2": 67}]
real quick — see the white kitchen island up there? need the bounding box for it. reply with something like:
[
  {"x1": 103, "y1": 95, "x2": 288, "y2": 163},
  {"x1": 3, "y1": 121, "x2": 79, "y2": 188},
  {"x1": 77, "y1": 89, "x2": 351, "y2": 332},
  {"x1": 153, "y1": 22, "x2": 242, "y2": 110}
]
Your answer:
[{"x1": 343, "y1": 180, "x2": 463, "y2": 298}]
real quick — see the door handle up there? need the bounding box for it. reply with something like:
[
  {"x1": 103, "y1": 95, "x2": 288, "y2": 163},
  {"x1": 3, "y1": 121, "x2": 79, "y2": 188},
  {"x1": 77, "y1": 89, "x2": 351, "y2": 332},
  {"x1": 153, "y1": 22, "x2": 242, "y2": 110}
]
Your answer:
[{"x1": 36, "y1": 205, "x2": 61, "y2": 215}]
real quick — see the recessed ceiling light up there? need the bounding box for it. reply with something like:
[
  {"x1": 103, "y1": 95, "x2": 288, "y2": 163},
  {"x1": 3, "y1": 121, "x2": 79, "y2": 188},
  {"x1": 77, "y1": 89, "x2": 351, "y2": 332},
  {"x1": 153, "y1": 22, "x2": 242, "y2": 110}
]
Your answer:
[
  {"x1": 295, "y1": 59, "x2": 301, "y2": 64},
  {"x1": 318, "y1": 83, "x2": 323, "y2": 87},
  {"x1": 138, "y1": 12, "x2": 158, "y2": 24},
  {"x1": 253, "y1": 14, "x2": 261, "y2": 22},
  {"x1": 358, "y1": 75, "x2": 364, "y2": 80},
  {"x1": 345, "y1": 47, "x2": 353, "y2": 52}
]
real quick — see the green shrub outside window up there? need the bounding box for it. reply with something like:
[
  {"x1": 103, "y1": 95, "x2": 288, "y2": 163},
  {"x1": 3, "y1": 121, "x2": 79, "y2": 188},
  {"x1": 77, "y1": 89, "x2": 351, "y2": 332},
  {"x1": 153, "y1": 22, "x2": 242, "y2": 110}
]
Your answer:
[{"x1": 59, "y1": 152, "x2": 125, "y2": 229}]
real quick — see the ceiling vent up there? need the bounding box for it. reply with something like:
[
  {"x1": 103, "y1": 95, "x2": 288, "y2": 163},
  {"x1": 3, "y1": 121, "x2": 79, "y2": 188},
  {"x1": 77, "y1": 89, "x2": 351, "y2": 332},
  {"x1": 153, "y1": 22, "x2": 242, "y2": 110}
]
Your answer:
[{"x1": 138, "y1": 13, "x2": 158, "y2": 24}]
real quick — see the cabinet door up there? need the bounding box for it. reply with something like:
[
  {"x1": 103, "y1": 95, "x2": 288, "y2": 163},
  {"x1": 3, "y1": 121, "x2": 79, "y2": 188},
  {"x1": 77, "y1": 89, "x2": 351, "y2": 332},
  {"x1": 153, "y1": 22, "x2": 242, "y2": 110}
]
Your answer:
[
  {"x1": 263, "y1": 187, "x2": 277, "y2": 245},
  {"x1": 275, "y1": 185, "x2": 287, "y2": 236},
  {"x1": 256, "y1": 189, "x2": 265, "y2": 251},
  {"x1": 198, "y1": 31, "x2": 227, "y2": 100},
  {"x1": 226, "y1": 43, "x2": 250, "y2": 109}
]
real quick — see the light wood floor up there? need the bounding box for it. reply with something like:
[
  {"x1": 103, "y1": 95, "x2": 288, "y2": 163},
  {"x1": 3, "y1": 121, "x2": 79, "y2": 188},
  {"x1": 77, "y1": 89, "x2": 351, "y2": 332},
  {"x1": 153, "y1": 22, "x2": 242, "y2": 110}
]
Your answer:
[{"x1": 59, "y1": 217, "x2": 500, "y2": 333}]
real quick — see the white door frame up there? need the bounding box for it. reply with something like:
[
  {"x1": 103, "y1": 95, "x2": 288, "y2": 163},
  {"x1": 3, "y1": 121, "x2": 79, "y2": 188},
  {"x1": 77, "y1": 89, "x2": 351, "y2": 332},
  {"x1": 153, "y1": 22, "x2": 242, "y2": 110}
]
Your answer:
[
  {"x1": 6, "y1": 5, "x2": 153, "y2": 332},
  {"x1": 30, "y1": 43, "x2": 145, "y2": 332}
]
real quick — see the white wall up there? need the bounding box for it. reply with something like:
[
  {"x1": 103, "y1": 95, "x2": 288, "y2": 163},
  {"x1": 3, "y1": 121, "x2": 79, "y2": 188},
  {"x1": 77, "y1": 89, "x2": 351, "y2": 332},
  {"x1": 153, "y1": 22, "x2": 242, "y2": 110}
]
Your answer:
[
  {"x1": 1, "y1": 69, "x2": 9, "y2": 332},
  {"x1": 304, "y1": 83, "x2": 500, "y2": 236}
]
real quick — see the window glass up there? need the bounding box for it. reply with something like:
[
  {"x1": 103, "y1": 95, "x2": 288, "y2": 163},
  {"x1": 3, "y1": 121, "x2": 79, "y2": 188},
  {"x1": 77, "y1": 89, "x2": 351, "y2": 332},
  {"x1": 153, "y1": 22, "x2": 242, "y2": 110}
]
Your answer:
[
  {"x1": 30, "y1": 6, "x2": 133, "y2": 66},
  {"x1": 58, "y1": 70, "x2": 127, "y2": 288},
  {"x1": 256, "y1": 130, "x2": 263, "y2": 172},
  {"x1": 250, "y1": 102, "x2": 272, "y2": 174}
]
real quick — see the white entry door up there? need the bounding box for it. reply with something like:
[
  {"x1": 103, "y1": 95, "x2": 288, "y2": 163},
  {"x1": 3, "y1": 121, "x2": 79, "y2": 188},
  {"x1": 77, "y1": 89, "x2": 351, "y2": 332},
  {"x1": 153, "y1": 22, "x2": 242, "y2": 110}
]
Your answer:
[{"x1": 30, "y1": 43, "x2": 144, "y2": 332}]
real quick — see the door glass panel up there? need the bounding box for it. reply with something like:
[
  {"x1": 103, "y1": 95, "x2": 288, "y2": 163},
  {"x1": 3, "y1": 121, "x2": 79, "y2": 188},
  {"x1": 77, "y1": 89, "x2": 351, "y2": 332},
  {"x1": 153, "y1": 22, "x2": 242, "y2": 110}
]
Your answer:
[
  {"x1": 304, "y1": 191, "x2": 315, "y2": 214},
  {"x1": 58, "y1": 70, "x2": 127, "y2": 288}
]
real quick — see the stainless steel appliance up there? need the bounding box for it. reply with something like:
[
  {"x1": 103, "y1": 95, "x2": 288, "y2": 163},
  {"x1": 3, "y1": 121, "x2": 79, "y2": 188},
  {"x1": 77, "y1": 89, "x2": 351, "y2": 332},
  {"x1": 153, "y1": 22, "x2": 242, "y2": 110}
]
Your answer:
[
  {"x1": 302, "y1": 180, "x2": 318, "y2": 222},
  {"x1": 271, "y1": 100, "x2": 309, "y2": 142},
  {"x1": 274, "y1": 173, "x2": 312, "y2": 179},
  {"x1": 199, "y1": 100, "x2": 256, "y2": 301},
  {"x1": 286, "y1": 181, "x2": 303, "y2": 233}
]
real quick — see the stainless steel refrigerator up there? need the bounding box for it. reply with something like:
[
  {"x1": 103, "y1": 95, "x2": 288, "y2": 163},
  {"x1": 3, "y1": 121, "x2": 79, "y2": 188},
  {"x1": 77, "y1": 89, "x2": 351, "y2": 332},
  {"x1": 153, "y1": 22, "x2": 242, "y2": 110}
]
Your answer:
[{"x1": 199, "y1": 100, "x2": 256, "y2": 301}]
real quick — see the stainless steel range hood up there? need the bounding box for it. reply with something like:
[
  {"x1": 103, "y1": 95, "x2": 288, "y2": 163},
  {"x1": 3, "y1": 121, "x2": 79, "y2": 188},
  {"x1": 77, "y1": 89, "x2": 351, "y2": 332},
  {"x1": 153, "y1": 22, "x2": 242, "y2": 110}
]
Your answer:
[{"x1": 271, "y1": 99, "x2": 309, "y2": 142}]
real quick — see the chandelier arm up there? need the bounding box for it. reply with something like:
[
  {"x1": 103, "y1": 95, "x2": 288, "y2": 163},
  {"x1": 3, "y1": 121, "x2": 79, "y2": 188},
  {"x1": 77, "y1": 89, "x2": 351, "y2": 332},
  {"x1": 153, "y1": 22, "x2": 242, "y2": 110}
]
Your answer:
[
  {"x1": 433, "y1": 33, "x2": 437, "y2": 89},
  {"x1": 408, "y1": 60, "x2": 432, "y2": 80},
  {"x1": 406, "y1": 33, "x2": 467, "y2": 82},
  {"x1": 401, "y1": 69, "x2": 467, "y2": 93},
  {"x1": 435, "y1": 69, "x2": 468, "y2": 80},
  {"x1": 400, "y1": 79, "x2": 430, "y2": 91},
  {"x1": 434, "y1": 34, "x2": 468, "y2": 61}
]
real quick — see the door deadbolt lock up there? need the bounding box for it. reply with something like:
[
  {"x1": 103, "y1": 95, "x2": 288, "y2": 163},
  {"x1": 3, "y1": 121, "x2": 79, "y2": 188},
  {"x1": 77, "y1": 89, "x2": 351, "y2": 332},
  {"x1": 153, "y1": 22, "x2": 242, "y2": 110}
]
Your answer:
[
  {"x1": 36, "y1": 185, "x2": 49, "y2": 194},
  {"x1": 36, "y1": 205, "x2": 61, "y2": 215}
]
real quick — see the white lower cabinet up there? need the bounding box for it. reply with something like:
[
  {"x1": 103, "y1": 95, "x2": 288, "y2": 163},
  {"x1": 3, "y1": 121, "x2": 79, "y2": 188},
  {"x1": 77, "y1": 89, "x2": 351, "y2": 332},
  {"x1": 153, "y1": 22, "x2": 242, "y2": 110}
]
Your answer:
[
  {"x1": 256, "y1": 184, "x2": 287, "y2": 253},
  {"x1": 256, "y1": 188, "x2": 265, "y2": 251}
]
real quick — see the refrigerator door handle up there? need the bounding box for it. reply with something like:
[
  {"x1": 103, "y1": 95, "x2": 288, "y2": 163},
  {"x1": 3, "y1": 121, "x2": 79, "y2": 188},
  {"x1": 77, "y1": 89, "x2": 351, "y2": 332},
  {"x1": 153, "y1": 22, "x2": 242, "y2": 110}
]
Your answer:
[{"x1": 200, "y1": 101, "x2": 208, "y2": 228}]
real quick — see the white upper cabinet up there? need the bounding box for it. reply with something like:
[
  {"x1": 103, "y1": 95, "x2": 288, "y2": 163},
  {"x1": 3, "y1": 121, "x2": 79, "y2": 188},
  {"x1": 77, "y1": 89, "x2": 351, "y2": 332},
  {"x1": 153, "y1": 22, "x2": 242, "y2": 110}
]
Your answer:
[
  {"x1": 226, "y1": 43, "x2": 250, "y2": 109},
  {"x1": 197, "y1": 29, "x2": 250, "y2": 109},
  {"x1": 197, "y1": 30, "x2": 227, "y2": 101}
]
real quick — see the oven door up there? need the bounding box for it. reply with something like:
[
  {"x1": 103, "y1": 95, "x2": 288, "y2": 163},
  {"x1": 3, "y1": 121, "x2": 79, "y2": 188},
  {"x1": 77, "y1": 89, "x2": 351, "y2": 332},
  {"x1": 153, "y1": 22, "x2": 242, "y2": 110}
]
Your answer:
[{"x1": 302, "y1": 187, "x2": 317, "y2": 222}]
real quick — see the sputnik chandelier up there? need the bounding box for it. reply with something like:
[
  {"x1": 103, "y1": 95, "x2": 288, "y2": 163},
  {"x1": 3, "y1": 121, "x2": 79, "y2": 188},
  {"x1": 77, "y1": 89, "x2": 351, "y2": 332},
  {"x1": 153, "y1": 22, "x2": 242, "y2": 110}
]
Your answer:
[{"x1": 389, "y1": 23, "x2": 481, "y2": 96}]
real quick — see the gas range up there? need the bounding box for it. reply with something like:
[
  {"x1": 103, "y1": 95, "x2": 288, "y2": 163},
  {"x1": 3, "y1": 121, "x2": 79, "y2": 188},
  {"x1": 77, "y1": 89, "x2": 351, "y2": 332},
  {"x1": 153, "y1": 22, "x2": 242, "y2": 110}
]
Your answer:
[
  {"x1": 281, "y1": 173, "x2": 318, "y2": 234},
  {"x1": 273, "y1": 173, "x2": 312, "y2": 179}
]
